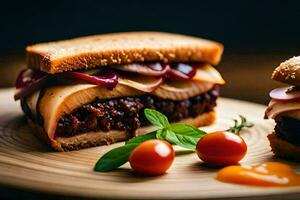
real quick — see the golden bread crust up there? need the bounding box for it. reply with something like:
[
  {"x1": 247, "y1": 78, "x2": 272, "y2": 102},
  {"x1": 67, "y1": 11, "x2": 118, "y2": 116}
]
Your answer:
[
  {"x1": 27, "y1": 111, "x2": 216, "y2": 151},
  {"x1": 272, "y1": 56, "x2": 300, "y2": 85},
  {"x1": 26, "y1": 32, "x2": 223, "y2": 74},
  {"x1": 268, "y1": 132, "x2": 300, "y2": 161}
]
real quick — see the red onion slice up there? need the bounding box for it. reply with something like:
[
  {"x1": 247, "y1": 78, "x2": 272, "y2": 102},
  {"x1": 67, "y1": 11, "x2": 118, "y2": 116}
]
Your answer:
[
  {"x1": 166, "y1": 63, "x2": 197, "y2": 80},
  {"x1": 269, "y1": 86, "x2": 300, "y2": 102},
  {"x1": 16, "y1": 69, "x2": 47, "y2": 89},
  {"x1": 60, "y1": 68, "x2": 118, "y2": 89},
  {"x1": 14, "y1": 78, "x2": 46, "y2": 100},
  {"x1": 14, "y1": 68, "x2": 119, "y2": 100},
  {"x1": 14, "y1": 69, "x2": 47, "y2": 100},
  {"x1": 111, "y1": 62, "x2": 170, "y2": 76}
]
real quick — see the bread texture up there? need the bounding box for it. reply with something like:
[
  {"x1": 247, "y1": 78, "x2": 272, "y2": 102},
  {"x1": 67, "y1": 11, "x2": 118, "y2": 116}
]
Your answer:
[
  {"x1": 272, "y1": 56, "x2": 300, "y2": 86},
  {"x1": 28, "y1": 111, "x2": 216, "y2": 151},
  {"x1": 268, "y1": 132, "x2": 300, "y2": 161},
  {"x1": 26, "y1": 32, "x2": 223, "y2": 74}
]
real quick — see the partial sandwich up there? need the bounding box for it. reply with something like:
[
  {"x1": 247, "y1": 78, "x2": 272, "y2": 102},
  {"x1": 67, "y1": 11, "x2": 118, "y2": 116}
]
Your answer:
[
  {"x1": 15, "y1": 32, "x2": 225, "y2": 151},
  {"x1": 265, "y1": 56, "x2": 300, "y2": 161}
]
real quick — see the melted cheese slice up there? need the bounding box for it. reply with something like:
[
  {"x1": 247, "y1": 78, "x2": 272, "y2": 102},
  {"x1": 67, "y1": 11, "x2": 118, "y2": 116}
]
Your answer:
[
  {"x1": 119, "y1": 76, "x2": 163, "y2": 92},
  {"x1": 152, "y1": 81, "x2": 214, "y2": 100},
  {"x1": 192, "y1": 64, "x2": 225, "y2": 84},
  {"x1": 38, "y1": 84, "x2": 142, "y2": 139},
  {"x1": 26, "y1": 90, "x2": 40, "y2": 116},
  {"x1": 266, "y1": 99, "x2": 300, "y2": 120}
]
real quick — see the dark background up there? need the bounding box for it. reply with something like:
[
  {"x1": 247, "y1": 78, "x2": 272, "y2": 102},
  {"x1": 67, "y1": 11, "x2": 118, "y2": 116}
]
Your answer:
[
  {"x1": 1, "y1": 0, "x2": 300, "y2": 104},
  {"x1": 1, "y1": 0, "x2": 300, "y2": 53}
]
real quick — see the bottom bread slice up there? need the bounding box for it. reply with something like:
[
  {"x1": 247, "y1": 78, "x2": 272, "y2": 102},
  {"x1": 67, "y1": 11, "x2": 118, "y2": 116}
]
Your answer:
[
  {"x1": 268, "y1": 132, "x2": 300, "y2": 161},
  {"x1": 28, "y1": 111, "x2": 216, "y2": 151}
]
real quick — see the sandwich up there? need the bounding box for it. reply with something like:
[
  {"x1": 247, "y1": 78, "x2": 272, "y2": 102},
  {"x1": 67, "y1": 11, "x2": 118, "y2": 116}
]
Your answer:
[
  {"x1": 265, "y1": 56, "x2": 300, "y2": 160},
  {"x1": 14, "y1": 32, "x2": 225, "y2": 151}
]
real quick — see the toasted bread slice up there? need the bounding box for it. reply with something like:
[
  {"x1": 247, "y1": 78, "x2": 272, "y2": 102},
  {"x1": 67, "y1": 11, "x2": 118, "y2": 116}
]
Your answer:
[
  {"x1": 26, "y1": 32, "x2": 223, "y2": 74},
  {"x1": 268, "y1": 132, "x2": 300, "y2": 161},
  {"x1": 272, "y1": 56, "x2": 300, "y2": 86},
  {"x1": 28, "y1": 111, "x2": 216, "y2": 151}
]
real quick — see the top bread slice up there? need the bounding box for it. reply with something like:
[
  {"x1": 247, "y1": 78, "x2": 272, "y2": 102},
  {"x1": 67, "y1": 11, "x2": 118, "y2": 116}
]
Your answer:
[
  {"x1": 26, "y1": 32, "x2": 223, "y2": 74},
  {"x1": 272, "y1": 56, "x2": 300, "y2": 86}
]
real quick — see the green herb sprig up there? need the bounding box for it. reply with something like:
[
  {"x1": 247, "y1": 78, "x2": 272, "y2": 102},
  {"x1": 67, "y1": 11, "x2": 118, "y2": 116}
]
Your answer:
[
  {"x1": 226, "y1": 115, "x2": 254, "y2": 135},
  {"x1": 94, "y1": 108, "x2": 205, "y2": 172}
]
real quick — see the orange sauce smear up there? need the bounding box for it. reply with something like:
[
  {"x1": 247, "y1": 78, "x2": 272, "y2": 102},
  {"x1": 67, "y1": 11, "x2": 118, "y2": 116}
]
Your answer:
[{"x1": 216, "y1": 162, "x2": 300, "y2": 187}]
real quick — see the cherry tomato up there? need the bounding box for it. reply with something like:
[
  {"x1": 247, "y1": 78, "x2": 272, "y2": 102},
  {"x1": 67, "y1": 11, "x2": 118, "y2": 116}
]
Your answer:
[
  {"x1": 196, "y1": 131, "x2": 247, "y2": 166},
  {"x1": 129, "y1": 139, "x2": 175, "y2": 176}
]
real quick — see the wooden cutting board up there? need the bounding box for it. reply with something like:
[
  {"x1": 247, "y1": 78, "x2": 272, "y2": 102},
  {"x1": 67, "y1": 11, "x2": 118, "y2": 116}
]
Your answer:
[{"x1": 0, "y1": 88, "x2": 299, "y2": 199}]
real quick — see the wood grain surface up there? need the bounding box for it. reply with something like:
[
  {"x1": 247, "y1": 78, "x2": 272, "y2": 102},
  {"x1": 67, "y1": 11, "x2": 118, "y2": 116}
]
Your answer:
[{"x1": 0, "y1": 88, "x2": 299, "y2": 199}]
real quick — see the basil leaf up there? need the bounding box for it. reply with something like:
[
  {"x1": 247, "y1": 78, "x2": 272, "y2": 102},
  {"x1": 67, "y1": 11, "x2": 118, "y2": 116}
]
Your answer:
[
  {"x1": 94, "y1": 144, "x2": 138, "y2": 172},
  {"x1": 170, "y1": 124, "x2": 206, "y2": 136},
  {"x1": 165, "y1": 124, "x2": 206, "y2": 150},
  {"x1": 164, "y1": 130, "x2": 197, "y2": 150},
  {"x1": 155, "y1": 129, "x2": 166, "y2": 140},
  {"x1": 144, "y1": 108, "x2": 170, "y2": 129},
  {"x1": 126, "y1": 131, "x2": 157, "y2": 145}
]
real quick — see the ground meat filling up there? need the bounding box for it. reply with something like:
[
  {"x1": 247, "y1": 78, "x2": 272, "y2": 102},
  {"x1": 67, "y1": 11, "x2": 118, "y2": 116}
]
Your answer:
[
  {"x1": 275, "y1": 117, "x2": 300, "y2": 146},
  {"x1": 55, "y1": 86, "x2": 219, "y2": 137}
]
